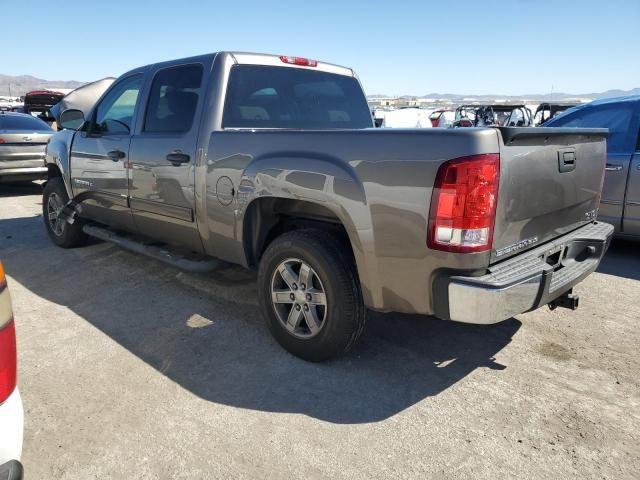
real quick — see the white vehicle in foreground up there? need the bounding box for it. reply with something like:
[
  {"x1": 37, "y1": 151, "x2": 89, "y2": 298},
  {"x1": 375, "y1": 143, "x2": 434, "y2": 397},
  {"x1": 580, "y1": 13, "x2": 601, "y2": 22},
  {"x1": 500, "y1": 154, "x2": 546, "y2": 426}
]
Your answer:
[
  {"x1": 381, "y1": 107, "x2": 433, "y2": 128},
  {"x1": 0, "y1": 262, "x2": 23, "y2": 480}
]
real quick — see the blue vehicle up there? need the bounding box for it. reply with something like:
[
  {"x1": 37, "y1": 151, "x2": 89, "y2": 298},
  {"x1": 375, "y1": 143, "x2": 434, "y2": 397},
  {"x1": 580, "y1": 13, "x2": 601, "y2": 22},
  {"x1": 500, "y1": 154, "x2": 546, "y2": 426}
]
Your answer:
[{"x1": 545, "y1": 96, "x2": 640, "y2": 239}]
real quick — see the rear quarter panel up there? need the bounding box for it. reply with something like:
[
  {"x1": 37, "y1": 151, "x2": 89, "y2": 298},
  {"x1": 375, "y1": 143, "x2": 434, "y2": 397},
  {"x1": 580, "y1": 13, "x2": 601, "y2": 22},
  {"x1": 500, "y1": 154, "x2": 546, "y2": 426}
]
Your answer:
[{"x1": 201, "y1": 128, "x2": 500, "y2": 314}]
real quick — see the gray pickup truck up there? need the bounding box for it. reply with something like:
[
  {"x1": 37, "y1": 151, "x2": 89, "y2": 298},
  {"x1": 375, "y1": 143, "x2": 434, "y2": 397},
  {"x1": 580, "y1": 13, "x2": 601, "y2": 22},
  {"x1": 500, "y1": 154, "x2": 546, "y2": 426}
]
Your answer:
[{"x1": 43, "y1": 52, "x2": 614, "y2": 361}]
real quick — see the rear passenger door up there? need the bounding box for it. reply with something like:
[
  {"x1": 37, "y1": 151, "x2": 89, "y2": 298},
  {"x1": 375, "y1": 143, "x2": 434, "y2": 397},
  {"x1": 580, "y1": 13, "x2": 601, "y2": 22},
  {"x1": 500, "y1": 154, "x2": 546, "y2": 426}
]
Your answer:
[{"x1": 127, "y1": 63, "x2": 206, "y2": 252}]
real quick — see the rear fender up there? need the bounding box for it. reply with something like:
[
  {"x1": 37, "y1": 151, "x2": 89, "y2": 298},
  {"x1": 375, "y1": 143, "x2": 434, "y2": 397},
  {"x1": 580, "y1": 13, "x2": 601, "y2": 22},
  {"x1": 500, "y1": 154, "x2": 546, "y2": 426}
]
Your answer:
[{"x1": 236, "y1": 153, "x2": 380, "y2": 307}]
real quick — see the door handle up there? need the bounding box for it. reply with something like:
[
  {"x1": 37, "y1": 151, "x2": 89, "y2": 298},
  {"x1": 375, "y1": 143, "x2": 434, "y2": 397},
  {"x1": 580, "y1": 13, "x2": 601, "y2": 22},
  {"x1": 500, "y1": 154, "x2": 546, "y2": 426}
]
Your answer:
[
  {"x1": 166, "y1": 152, "x2": 190, "y2": 166},
  {"x1": 605, "y1": 163, "x2": 623, "y2": 172},
  {"x1": 107, "y1": 150, "x2": 126, "y2": 162}
]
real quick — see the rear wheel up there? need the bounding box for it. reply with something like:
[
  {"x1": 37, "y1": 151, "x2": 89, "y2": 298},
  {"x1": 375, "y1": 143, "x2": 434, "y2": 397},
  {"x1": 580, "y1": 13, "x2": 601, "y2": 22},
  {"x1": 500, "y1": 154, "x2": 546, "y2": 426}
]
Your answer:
[
  {"x1": 43, "y1": 178, "x2": 87, "y2": 248},
  {"x1": 258, "y1": 229, "x2": 365, "y2": 362}
]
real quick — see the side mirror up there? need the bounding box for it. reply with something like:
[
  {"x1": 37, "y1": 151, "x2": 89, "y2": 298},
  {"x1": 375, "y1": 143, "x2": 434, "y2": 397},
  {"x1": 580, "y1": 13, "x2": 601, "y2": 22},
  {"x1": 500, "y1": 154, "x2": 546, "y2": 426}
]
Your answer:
[{"x1": 59, "y1": 109, "x2": 85, "y2": 130}]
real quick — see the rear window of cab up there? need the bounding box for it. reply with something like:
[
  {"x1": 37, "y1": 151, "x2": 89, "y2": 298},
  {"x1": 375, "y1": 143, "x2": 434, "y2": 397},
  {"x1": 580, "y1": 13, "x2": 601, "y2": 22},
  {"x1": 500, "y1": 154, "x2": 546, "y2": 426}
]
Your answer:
[{"x1": 222, "y1": 65, "x2": 373, "y2": 130}]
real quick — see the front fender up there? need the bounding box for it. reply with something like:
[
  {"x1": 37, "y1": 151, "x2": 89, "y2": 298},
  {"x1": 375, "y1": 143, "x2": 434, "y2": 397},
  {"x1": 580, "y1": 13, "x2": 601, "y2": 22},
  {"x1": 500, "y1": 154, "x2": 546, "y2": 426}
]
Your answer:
[{"x1": 45, "y1": 129, "x2": 75, "y2": 198}]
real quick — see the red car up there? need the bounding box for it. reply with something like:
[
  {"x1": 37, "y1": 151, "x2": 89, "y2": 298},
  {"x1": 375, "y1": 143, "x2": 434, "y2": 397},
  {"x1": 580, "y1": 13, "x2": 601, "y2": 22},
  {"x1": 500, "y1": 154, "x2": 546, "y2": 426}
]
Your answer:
[{"x1": 23, "y1": 90, "x2": 64, "y2": 124}]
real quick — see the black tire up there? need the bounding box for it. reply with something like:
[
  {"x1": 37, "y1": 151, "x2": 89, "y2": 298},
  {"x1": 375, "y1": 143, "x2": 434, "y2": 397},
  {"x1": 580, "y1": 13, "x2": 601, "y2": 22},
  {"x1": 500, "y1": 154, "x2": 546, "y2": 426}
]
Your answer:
[
  {"x1": 258, "y1": 229, "x2": 366, "y2": 362},
  {"x1": 42, "y1": 178, "x2": 87, "y2": 248}
]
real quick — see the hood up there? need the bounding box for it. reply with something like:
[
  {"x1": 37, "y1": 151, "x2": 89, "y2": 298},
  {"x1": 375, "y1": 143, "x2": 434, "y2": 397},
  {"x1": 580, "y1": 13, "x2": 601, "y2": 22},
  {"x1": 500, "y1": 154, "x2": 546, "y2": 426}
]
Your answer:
[{"x1": 50, "y1": 77, "x2": 115, "y2": 122}]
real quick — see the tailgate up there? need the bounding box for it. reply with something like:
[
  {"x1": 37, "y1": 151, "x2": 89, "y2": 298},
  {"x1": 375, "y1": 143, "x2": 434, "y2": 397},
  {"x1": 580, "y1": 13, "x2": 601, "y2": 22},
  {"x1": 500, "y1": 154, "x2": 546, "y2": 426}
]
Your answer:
[{"x1": 491, "y1": 127, "x2": 608, "y2": 263}]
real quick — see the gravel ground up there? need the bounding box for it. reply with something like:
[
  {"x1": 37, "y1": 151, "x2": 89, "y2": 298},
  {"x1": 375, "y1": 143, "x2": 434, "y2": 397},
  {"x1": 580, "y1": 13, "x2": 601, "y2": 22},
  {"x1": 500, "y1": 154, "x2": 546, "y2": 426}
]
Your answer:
[{"x1": 1, "y1": 182, "x2": 639, "y2": 479}]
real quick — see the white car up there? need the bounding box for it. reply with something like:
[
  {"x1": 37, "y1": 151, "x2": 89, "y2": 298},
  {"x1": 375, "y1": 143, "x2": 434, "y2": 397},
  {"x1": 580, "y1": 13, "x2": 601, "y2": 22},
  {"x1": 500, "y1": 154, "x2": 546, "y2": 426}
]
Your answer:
[
  {"x1": 0, "y1": 262, "x2": 23, "y2": 480},
  {"x1": 381, "y1": 107, "x2": 433, "y2": 128}
]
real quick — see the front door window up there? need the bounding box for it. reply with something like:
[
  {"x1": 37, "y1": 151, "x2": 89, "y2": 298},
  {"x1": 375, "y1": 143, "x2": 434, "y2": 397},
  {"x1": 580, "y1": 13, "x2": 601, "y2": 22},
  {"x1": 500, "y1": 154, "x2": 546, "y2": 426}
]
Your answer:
[{"x1": 93, "y1": 74, "x2": 144, "y2": 135}]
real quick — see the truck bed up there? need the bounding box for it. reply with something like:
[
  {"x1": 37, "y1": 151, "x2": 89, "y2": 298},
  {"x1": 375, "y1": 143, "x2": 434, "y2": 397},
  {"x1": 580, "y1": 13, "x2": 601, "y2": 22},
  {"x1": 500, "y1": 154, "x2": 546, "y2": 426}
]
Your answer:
[{"x1": 204, "y1": 126, "x2": 608, "y2": 314}]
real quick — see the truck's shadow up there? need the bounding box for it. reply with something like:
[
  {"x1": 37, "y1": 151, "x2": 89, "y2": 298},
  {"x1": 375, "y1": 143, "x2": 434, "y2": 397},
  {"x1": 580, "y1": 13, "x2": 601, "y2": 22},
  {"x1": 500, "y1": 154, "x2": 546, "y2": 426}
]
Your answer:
[{"x1": 1, "y1": 213, "x2": 520, "y2": 424}]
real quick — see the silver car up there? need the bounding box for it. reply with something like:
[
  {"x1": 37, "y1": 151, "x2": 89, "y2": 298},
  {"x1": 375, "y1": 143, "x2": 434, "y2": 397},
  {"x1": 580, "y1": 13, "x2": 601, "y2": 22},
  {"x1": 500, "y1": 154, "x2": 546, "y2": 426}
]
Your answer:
[{"x1": 0, "y1": 112, "x2": 54, "y2": 182}]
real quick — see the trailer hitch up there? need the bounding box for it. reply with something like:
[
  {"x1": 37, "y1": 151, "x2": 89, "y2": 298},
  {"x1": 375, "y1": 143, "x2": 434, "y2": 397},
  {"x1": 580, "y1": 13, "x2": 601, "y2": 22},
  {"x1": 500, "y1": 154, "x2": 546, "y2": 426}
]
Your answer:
[{"x1": 548, "y1": 289, "x2": 579, "y2": 311}]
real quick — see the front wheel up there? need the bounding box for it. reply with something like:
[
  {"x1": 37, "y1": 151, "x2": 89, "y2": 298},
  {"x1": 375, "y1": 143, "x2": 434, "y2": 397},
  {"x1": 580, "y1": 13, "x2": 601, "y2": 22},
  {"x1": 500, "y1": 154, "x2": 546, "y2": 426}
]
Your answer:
[
  {"x1": 258, "y1": 229, "x2": 365, "y2": 362},
  {"x1": 42, "y1": 178, "x2": 87, "y2": 248}
]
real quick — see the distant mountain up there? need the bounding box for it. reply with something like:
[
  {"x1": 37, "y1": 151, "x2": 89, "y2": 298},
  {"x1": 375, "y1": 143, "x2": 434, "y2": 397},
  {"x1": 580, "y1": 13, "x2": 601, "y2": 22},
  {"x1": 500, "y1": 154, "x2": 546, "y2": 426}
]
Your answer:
[
  {"x1": 2, "y1": 73, "x2": 638, "y2": 103},
  {"x1": 0, "y1": 74, "x2": 85, "y2": 97},
  {"x1": 585, "y1": 88, "x2": 640, "y2": 98}
]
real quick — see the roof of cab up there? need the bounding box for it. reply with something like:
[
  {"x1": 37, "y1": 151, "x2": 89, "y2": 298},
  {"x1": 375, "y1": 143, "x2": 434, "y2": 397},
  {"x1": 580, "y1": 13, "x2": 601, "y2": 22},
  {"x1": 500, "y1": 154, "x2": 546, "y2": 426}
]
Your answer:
[
  {"x1": 228, "y1": 52, "x2": 354, "y2": 77},
  {"x1": 121, "y1": 52, "x2": 355, "y2": 78}
]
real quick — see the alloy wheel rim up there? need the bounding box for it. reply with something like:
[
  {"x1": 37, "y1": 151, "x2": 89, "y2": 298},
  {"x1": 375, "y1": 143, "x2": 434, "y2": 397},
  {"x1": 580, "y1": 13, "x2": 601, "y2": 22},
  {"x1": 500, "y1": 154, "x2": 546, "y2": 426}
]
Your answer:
[
  {"x1": 47, "y1": 192, "x2": 65, "y2": 236},
  {"x1": 270, "y1": 258, "x2": 328, "y2": 339}
]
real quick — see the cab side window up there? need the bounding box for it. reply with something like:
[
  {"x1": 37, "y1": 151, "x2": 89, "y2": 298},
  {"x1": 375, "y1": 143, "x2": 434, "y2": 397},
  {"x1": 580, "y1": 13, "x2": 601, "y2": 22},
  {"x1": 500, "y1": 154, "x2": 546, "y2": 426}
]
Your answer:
[
  {"x1": 93, "y1": 74, "x2": 143, "y2": 135},
  {"x1": 143, "y1": 64, "x2": 203, "y2": 133}
]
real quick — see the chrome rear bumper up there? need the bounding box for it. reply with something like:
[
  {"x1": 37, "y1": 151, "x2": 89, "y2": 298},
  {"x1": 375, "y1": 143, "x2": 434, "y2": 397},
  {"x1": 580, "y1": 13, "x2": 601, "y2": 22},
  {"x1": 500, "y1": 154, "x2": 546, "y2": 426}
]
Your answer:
[{"x1": 437, "y1": 222, "x2": 614, "y2": 324}]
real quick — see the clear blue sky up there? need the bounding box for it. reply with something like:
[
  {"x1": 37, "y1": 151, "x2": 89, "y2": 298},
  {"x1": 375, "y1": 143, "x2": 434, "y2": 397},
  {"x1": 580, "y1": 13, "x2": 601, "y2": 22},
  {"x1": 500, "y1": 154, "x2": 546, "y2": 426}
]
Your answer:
[{"x1": 3, "y1": 0, "x2": 639, "y2": 95}]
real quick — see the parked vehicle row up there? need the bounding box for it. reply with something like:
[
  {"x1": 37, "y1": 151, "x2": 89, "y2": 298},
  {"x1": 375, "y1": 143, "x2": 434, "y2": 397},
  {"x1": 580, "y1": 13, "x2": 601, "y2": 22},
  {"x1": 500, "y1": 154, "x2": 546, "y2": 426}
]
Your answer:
[
  {"x1": 534, "y1": 102, "x2": 576, "y2": 126},
  {"x1": 0, "y1": 98, "x2": 22, "y2": 114},
  {"x1": 453, "y1": 104, "x2": 533, "y2": 127},
  {"x1": 42, "y1": 51, "x2": 613, "y2": 362}
]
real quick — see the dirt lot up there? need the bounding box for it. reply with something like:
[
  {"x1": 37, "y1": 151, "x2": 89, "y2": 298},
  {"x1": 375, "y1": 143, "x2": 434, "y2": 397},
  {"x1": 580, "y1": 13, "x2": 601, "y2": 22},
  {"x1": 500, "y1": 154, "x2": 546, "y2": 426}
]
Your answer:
[{"x1": 1, "y1": 182, "x2": 639, "y2": 479}]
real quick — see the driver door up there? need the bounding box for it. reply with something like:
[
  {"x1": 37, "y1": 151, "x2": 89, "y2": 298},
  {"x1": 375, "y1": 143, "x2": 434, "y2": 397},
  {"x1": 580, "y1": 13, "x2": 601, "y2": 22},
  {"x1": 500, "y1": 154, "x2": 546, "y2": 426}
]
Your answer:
[{"x1": 70, "y1": 73, "x2": 144, "y2": 232}]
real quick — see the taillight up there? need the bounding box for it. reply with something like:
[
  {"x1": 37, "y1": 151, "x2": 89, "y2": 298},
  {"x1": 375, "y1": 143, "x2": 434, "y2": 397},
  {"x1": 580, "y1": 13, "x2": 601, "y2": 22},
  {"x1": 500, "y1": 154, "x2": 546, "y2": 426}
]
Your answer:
[
  {"x1": 279, "y1": 55, "x2": 318, "y2": 67},
  {"x1": 0, "y1": 138, "x2": 6, "y2": 144},
  {"x1": 0, "y1": 262, "x2": 17, "y2": 404},
  {"x1": 427, "y1": 153, "x2": 500, "y2": 252}
]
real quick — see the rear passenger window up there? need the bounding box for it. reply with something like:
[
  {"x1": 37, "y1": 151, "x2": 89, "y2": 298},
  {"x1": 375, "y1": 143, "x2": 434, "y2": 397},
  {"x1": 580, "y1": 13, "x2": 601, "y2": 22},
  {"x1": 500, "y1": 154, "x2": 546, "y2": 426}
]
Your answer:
[
  {"x1": 144, "y1": 64, "x2": 203, "y2": 133},
  {"x1": 551, "y1": 104, "x2": 635, "y2": 154},
  {"x1": 222, "y1": 65, "x2": 372, "y2": 130}
]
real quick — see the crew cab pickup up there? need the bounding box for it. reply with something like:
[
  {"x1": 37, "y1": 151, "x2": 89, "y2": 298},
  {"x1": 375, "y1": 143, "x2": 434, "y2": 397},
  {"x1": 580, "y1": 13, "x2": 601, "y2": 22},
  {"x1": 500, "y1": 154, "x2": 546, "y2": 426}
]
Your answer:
[{"x1": 43, "y1": 52, "x2": 613, "y2": 361}]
